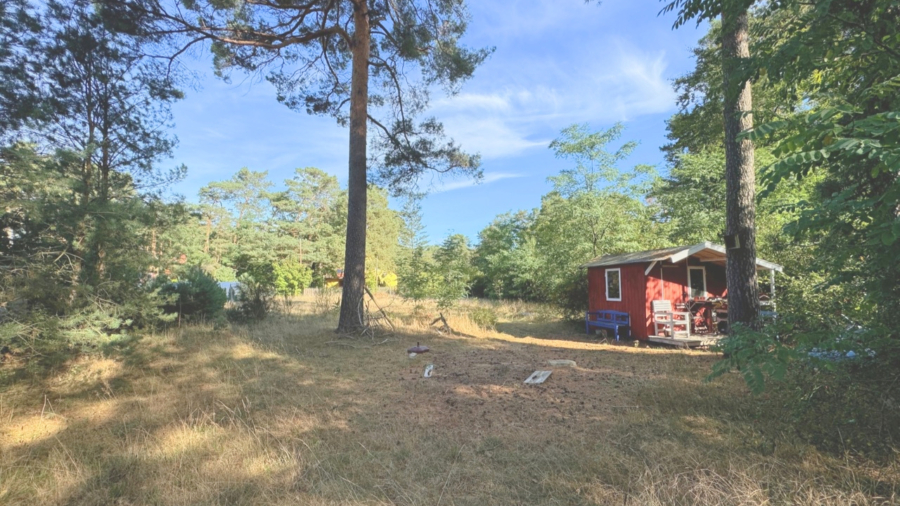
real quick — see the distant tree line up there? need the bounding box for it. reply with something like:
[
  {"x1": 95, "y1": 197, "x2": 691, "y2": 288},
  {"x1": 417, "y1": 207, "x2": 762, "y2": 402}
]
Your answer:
[{"x1": 165, "y1": 167, "x2": 404, "y2": 292}]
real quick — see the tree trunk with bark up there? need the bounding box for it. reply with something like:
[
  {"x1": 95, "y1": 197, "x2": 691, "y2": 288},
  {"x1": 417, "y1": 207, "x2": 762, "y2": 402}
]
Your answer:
[
  {"x1": 721, "y1": 8, "x2": 759, "y2": 330},
  {"x1": 337, "y1": 0, "x2": 370, "y2": 333}
]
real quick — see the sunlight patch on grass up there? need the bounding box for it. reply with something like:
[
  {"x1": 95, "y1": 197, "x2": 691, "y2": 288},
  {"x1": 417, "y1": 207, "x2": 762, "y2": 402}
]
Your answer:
[{"x1": 0, "y1": 413, "x2": 67, "y2": 448}]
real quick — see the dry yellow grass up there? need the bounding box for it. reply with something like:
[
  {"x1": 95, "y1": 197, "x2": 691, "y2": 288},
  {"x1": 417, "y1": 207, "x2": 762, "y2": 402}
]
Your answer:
[{"x1": 0, "y1": 292, "x2": 897, "y2": 505}]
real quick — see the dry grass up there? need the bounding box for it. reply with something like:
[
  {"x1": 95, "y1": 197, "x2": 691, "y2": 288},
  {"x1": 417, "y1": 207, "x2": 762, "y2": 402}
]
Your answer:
[{"x1": 1, "y1": 292, "x2": 897, "y2": 505}]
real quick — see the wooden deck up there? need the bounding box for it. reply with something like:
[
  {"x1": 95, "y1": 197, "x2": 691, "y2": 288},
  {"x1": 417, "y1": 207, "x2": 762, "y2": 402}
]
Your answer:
[{"x1": 647, "y1": 334, "x2": 725, "y2": 348}]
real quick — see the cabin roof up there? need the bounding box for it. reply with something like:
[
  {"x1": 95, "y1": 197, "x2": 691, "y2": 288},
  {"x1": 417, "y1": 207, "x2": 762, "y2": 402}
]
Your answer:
[{"x1": 579, "y1": 242, "x2": 783, "y2": 272}]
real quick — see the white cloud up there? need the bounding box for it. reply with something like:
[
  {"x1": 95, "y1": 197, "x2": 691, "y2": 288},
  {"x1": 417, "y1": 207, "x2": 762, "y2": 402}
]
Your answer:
[
  {"x1": 427, "y1": 41, "x2": 677, "y2": 161},
  {"x1": 430, "y1": 172, "x2": 525, "y2": 194}
]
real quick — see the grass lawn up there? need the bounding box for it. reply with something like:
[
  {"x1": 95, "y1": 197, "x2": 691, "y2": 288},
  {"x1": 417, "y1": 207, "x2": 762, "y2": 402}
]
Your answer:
[{"x1": 1, "y1": 293, "x2": 896, "y2": 505}]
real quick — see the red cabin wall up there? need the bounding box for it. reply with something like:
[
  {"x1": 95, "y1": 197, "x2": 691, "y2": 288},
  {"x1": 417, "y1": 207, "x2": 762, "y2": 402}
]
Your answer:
[
  {"x1": 644, "y1": 265, "x2": 661, "y2": 339},
  {"x1": 588, "y1": 259, "x2": 731, "y2": 340},
  {"x1": 588, "y1": 264, "x2": 649, "y2": 339},
  {"x1": 663, "y1": 264, "x2": 688, "y2": 303}
]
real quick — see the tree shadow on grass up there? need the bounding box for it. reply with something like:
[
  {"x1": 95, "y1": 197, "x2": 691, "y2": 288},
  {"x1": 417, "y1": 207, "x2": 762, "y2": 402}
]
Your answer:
[
  {"x1": 3, "y1": 311, "x2": 897, "y2": 505},
  {"x1": 0, "y1": 318, "x2": 376, "y2": 505}
]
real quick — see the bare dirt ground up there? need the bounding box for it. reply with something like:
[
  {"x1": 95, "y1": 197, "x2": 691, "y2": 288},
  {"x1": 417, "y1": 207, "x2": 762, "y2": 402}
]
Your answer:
[{"x1": 1, "y1": 293, "x2": 896, "y2": 505}]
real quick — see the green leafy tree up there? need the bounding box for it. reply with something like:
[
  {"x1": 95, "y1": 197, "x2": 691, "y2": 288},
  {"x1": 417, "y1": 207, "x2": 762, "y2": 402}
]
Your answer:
[
  {"x1": 199, "y1": 168, "x2": 297, "y2": 279},
  {"x1": 662, "y1": 0, "x2": 762, "y2": 329},
  {"x1": 532, "y1": 124, "x2": 663, "y2": 314},
  {"x1": 661, "y1": 12, "x2": 801, "y2": 164},
  {"x1": 0, "y1": 0, "x2": 41, "y2": 134},
  {"x1": 0, "y1": 0, "x2": 187, "y2": 352},
  {"x1": 748, "y1": 0, "x2": 900, "y2": 337},
  {"x1": 650, "y1": 146, "x2": 816, "y2": 264},
  {"x1": 0, "y1": 145, "x2": 175, "y2": 349},
  {"x1": 30, "y1": 0, "x2": 185, "y2": 287},
  {"x1": 471, "y1": 211, "x2": 540, "y2": 300},
  {"x1": 366, "y1": 186, "x2": 403, "y2": 287},
  {"x1": 273, "y1": 260, "x2": 313, "y2": 297},
  {"x1": 658, "y1": 4, "x2": 900, "y2": 456},
  {"x1": 432, "y1": 234, "x2": 473, "y2": 310}
]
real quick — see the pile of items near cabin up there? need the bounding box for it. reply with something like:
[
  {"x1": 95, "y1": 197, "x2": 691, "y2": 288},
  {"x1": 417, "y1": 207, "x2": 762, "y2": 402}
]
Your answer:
[{"x1": 581, "y1": 242, "x2": 782, "y2": 348}]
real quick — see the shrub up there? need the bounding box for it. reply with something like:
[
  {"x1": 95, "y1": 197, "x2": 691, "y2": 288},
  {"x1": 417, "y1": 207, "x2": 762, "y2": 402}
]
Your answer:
[
  {"x1": 313, "y1": 286, "x2": 340, "y2": 314},
  {"x1": 778, "y1": 355, "x2": 900, "y2": 459},
  {"x1": 227, "y1": 275, "x2": 275, "y2": 323},
  {"x1": 273, "y1": 260, "x2": 312, "y2": 297},
  {"x1": 366, "y1": 271, "x2": 379, "y2": 292},
  {"x1": 156, "y1": 266, "x2": 227, "y2": 322},
  {"x1": 381, "y1": 271, "x2": 398, "y2": 289},
  {"x1": 469, "y1": 306, "x2": 498, "y2": 330},
  {"x1": 706, "y1": 312, "x2": 900, "y2": 458},
  {"x1": 554, "y1": 270, "x2": 588, "y2": 321}
]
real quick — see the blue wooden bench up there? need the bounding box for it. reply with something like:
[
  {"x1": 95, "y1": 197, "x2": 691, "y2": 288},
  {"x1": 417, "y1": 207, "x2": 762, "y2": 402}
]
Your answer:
[{"x1": 585, "y1": 310, "x2": 631, "y2": 340}]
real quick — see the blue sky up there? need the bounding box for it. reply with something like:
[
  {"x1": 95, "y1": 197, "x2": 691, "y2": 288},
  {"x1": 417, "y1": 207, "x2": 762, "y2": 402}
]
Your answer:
[{"x1": 167, "y1": 0, "x2": 707, "y2": 244}]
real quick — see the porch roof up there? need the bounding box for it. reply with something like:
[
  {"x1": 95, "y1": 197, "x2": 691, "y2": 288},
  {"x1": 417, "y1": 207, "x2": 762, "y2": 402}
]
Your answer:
[{"x1": 579, "y1": 242, "x2": 783, "y2": 272}]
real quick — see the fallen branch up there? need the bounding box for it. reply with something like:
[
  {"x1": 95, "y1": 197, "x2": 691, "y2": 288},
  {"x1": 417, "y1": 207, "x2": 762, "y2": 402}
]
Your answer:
[{"x1": 429, "y1": 312, "x2": 453, "y2": 334}]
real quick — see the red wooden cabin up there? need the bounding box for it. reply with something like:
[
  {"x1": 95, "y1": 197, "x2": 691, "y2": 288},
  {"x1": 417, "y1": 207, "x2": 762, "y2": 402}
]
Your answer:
[{"x1": 581, "y1": 242, "x2": 783, "y2": 341}]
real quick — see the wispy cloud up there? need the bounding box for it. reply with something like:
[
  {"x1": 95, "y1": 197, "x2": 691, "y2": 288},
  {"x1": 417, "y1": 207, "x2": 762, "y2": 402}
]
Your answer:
[
  {"x1": 430, "y1": 172, "x2": 525, "y2": 194},
  {"x1": 428, "y1": 40, "x2": 677, "y2": 161}
]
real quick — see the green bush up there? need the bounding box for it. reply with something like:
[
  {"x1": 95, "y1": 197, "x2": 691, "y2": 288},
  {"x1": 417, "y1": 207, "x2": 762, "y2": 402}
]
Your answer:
[
  {"x1": 706, "y1": 310, "x2": 900, "y2": 458},
  {"x1": 469, "y1": 307, "x2": 498, "y2": 330},
  {"x1": 157, "y1": 266, "x2": 226, "y2": 322},
  {"x1": 227, "y1": 275, "x2": 274, "y2": 323},
  {"x1": 777, "y1": 355, "x2": 900, "y2": 459},
  {"x1": 0, "y1": 252, "x2": 172, "y2": 358},
  {"x1": 554, "y1": 270, "x2": 589, "y2": 321},
  {"x1": 273, "y1": 260, "x2": 312, "y2": 297}
]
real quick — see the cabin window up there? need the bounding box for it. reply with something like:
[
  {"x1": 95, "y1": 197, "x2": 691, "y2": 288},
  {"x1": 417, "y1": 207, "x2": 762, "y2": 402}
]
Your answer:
[
  {"x1": 605, "y1": 268, "x2": 621, "y2": 301},
  {"x1": 689, "y1": 267, "x2": 706, "y2": 298}
]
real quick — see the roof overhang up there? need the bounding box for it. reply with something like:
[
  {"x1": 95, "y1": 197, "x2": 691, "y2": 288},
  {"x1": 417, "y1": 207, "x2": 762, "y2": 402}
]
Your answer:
[
  {"x1": 670, "y1": 242, "x2": 783, "y2": 272},
  {"x1": 580, "y1": 242, "x2": 783, "y2": 272}
]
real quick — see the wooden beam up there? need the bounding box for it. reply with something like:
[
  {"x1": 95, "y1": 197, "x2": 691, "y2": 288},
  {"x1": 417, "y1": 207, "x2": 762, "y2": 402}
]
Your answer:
[{"x1": 769, "y1": 269, "x2": 776, "y2": 298}]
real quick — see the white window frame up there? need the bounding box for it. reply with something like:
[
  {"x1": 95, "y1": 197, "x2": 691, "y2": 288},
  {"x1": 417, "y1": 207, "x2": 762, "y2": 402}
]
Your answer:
[
  {"x1": 605, "y1": 268, "x2": 622, "y2": 301},
  {"x1": 688, "y1": 266, "x2": 707, "y2": 298}
]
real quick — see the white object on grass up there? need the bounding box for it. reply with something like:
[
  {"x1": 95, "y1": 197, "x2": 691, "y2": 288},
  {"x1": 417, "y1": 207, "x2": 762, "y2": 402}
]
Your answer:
[
  {"x1": 408, "y1": 352, "x2": 417, "y2": 358},
  {"x1": 423, "y1": 364, "x2": 434, "y2": 378},
  {"x1": 524, "y1": 370, "x2": 552, "y2": 385},
  {"x1": 548, "y1": 359, "x2": 576, "y2": 367}
]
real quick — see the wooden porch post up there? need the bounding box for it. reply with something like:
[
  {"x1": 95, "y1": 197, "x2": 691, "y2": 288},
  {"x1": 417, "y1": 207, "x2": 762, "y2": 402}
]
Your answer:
[{"x1": 769, "y1": 269, "x2": 775, "y2": 299}]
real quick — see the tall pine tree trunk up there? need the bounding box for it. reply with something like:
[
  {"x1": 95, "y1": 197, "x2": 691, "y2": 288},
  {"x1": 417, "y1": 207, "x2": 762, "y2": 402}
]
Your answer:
[
  {"x1": 337, "y1": 0, "x2": 370, "y2": 333},
  {"x1": 721, "y1": 8, "x2": 759, "y2": 329}
]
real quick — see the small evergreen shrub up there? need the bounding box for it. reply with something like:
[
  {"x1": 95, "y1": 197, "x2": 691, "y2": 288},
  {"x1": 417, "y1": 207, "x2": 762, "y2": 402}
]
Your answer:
[{"x1": 157, "y1": 266, "x2": 226, "y2": 322}]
